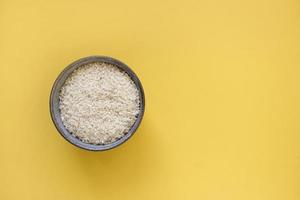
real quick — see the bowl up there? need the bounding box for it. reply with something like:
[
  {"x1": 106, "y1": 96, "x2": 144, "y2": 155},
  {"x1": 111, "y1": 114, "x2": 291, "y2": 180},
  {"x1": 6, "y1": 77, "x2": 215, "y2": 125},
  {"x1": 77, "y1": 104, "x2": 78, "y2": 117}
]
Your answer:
[{"x1": 50, "y1": 56, "x2": 145, "y2": 151}]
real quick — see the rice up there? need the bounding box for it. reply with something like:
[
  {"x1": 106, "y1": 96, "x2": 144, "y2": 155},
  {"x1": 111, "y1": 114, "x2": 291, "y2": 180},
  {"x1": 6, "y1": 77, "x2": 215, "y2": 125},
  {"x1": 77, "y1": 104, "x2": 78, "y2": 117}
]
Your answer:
[{"x1": 59, "y1": 62, "x2": 140, "y2": 145}]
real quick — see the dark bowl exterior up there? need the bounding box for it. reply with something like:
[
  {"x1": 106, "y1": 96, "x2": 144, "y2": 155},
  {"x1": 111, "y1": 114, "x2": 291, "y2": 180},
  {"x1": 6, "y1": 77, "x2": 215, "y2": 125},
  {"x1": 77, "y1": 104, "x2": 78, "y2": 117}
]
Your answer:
[{"x1": 50, "y1": 56, "x2": 145, "y2": 151}]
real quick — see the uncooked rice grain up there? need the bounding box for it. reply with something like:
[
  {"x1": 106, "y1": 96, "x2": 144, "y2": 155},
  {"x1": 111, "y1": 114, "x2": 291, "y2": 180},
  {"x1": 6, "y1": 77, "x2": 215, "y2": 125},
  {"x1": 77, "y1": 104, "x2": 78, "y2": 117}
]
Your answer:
[{"x1": 59, "y1": 62, "x2": 140, "y2": 145}]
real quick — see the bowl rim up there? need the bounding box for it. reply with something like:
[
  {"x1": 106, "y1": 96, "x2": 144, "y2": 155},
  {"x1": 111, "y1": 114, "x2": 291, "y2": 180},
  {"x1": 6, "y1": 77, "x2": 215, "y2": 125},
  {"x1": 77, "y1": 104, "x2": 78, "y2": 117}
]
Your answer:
[{"x1": 49, "y1": 55, "x2": 145, "y2": 151}]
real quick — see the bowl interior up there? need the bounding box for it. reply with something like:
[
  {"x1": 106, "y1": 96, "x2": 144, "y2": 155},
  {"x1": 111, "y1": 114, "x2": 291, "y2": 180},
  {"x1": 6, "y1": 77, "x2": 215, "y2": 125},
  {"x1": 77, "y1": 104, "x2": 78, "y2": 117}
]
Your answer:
[{"x1": 50, "y1": 56, "x2": 145, "y2": 151}]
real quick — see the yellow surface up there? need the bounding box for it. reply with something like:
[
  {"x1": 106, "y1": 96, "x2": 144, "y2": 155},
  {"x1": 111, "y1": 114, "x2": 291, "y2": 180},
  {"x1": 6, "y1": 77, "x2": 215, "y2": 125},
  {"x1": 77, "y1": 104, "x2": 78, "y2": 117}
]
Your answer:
[{"x1": 0, "y1": 0, "x2": 300, "y2": 199}]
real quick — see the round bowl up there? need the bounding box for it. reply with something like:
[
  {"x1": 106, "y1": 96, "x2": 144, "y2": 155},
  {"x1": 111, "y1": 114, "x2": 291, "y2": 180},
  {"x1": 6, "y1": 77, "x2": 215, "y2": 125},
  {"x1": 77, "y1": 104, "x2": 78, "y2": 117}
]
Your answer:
[{"x1": 50, "y1": 56, "x2": 145, "y2": 151}]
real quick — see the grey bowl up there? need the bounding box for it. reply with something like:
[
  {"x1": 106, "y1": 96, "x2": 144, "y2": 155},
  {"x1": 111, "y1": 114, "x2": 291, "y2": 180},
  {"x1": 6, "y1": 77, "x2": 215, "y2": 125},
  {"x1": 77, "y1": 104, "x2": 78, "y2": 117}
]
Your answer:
[{"x1": 50, "y1": 56, "x2": 145, "y2": 151}]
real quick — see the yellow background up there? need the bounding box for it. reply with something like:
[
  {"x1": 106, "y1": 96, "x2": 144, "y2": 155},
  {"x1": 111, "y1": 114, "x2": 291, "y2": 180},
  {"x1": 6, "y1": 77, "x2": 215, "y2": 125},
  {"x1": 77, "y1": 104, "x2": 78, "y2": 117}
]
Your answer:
[{"x1": 0, "y1": 0, "x2": 300, "y2": 199}]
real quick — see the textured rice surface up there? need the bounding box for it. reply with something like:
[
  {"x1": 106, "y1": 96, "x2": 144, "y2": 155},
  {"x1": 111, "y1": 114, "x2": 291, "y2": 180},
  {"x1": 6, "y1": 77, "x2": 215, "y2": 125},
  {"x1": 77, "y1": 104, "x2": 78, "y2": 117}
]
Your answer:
[{"x1": 59, "y1": 62, "x2": 140, "y2": 145}]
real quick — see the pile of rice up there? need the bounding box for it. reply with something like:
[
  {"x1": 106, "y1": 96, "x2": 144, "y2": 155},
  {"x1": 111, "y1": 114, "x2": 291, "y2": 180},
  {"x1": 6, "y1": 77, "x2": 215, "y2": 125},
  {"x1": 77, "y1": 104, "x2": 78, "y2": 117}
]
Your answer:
[{"x1": 59, "y1": 62, "x2": 140, "y2": 145}]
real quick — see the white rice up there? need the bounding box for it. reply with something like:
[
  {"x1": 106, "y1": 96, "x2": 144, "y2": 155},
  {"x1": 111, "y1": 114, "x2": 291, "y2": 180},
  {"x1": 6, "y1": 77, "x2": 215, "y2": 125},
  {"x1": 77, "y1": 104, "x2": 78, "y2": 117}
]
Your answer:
[{"x1": 59, "y1": 62, "x2": 140, "y2": 145}]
